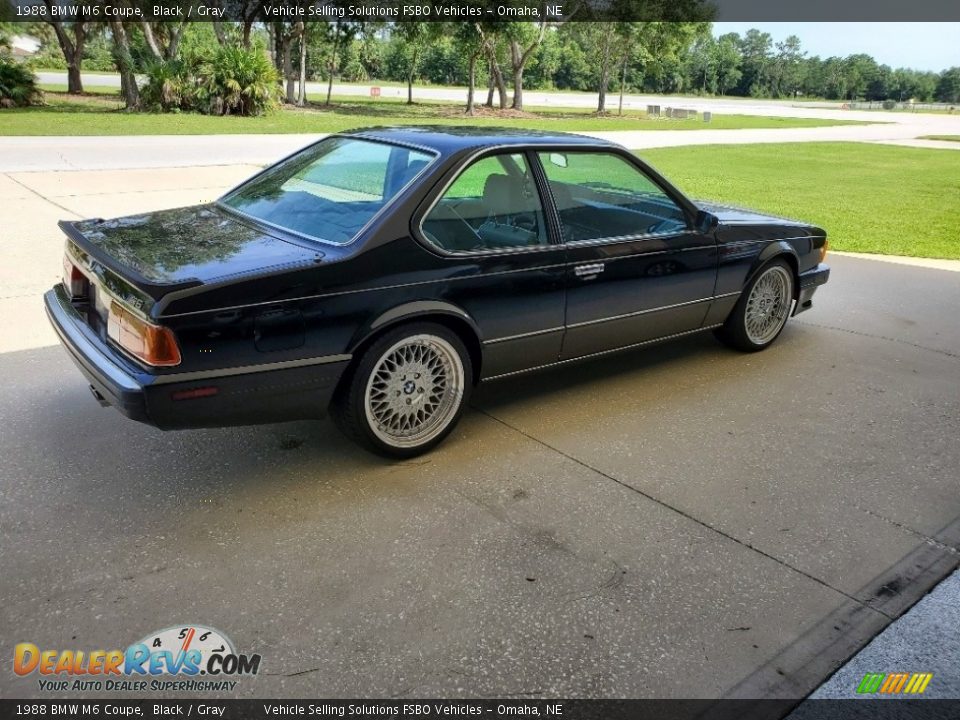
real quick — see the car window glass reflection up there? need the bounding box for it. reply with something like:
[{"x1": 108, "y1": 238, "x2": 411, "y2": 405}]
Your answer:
[
  {"x1": 422, "y1": 153, "x2": 548, "y2": 253},
  {"x1": 537, "y1": 152, "x2": 688, "y2": 242},
  {"x1": 222, "y1": 138, "x2": 434, "y2": 245}
]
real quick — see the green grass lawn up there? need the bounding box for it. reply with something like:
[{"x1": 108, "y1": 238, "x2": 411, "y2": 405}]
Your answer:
[
  {"x1": 2, "y1": 90, "x2": 870, "y2": 136},
  {"x1": 919, "y1": 135, "x2": 960, "y2": 142},
  {"x1": 35, "y1": 83, "x2": 125, "y2": 95},
  {"x1": 641, "y1": 142, "x2": 960, "y2": 259}
]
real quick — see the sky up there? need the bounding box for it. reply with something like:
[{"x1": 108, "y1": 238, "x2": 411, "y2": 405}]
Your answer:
[{"x1": 711, "y1": 23, "x2": 960, "y2": 71}]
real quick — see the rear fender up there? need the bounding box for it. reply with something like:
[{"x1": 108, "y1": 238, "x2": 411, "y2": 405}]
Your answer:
[
  {"x1": 347, "y1": 301, "x2": 484, "y2": 383},
  {"x1": 351, "y1": 301, "x2": 481, "y2": 352}
]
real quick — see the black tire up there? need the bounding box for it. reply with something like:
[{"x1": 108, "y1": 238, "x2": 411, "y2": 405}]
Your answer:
[
  {"x1": 715, "y1": 259, "x2": 795, "y2": 353},
  {"x1": 331, "y1": 322, "x2": 473, "y2": 458}
]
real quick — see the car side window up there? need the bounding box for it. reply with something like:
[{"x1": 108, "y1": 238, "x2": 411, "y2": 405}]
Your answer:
[
  {"x1": 223, "y1": 137, "x2": 434, "y2": 245},
  {"x1": 537, "y1": 152, "x2": 688, "y2": 243},
  {"x1": 421, "y1": 153, "x2": 549, "y2": 253}
]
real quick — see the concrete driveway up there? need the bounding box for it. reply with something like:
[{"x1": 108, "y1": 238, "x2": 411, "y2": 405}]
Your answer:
[{"x1": 0, "y1": 160, "x2": 958, "y2": 701}]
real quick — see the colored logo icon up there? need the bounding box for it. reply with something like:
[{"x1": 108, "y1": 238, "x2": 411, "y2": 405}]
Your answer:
[{"x1": 856, "y1": 672, "x2": 933, "y2": 694}]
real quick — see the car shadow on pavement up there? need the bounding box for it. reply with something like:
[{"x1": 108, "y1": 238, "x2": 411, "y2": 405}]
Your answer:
[{"x1": 471, "y1": 330, "x2": 727, "y2": 415}]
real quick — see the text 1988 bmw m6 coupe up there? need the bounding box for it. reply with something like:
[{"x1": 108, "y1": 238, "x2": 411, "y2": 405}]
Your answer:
[{"x1": 45, "y1": 127, "x2": 830, "y2": 456}]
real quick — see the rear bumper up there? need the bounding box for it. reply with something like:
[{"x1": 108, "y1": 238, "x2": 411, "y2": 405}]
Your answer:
[
  {"x1": 45, "y1": 285, "x2": 152, "y2": 422},
  {"x1": 793, "y1": 263, "x2": 830, "y2": 316},
  {"x1": 44, "y1": 285, "x2": 349, "y2": 430}
]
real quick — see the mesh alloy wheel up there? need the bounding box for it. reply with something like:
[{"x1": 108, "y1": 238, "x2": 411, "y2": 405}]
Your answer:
[
  {"x1": 333, "y1": 323, "x2": 472, "y2": 457},
  {"x1": 744, "y1": 265, "x2": 793, "y2": 345},
  {"x1": 714, "y1": 258, "x2": 796, "y2": 353},
  {"x1": 363, "y1": 333, "x2": 466, "y2": 449}
]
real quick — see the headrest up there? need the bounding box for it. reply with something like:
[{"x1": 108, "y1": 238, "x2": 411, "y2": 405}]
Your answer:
[
  {"x1": 483, "y1": 174, "x2": 521, "y2": 218},
  {"x1": 396, "y1": 159, "x2": 429, "y2": 189}
]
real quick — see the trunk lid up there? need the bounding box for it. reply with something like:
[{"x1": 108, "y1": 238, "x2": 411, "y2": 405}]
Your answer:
[
  {"x1": 60, "y1": 203, "x2": 323, "y2": 301},
  {"x1": 61, "y1": 204, "x2": 326, "y2": 343}
]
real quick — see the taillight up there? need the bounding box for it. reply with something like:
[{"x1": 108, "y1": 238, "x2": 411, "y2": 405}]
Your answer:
[
  {"x1": 819, "y1": 238, "x2": 829, "y2": 263},
  {"x1": 107, "y1": 301, "x2": 181, "y2": 366},
  {"x1": 62, "y1": 256, "x2": 88, "y2": 298}
]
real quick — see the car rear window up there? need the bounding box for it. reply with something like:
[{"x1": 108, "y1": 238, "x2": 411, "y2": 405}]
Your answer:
[{"x1": 220, "y1": 137, "x2": 435, "y2": 245}]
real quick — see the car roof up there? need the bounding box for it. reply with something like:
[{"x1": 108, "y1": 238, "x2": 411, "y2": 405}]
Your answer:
[{"x1": 343, "y1": 125, "x2": 620, "y2": 155}]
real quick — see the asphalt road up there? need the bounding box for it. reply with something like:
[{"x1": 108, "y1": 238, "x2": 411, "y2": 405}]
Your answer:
[
  {"x1": 1, "y1": 253, "x2": 958, "y2": 700},
  {"x1": 28, "y1": 70, "x2": 954, "y2": 121},
  {"x1": 9, "y1": 71, "x2": 958, "y2": 173},
  {"x1": 798, "y1": 569, "x2": 960, "y2": 705},
  {"x1": 6, "y1": 121, "x2": 960, "y2": 174}
]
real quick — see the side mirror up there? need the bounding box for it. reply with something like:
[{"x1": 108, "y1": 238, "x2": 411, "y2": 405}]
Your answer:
[
  {"x1": 695, "y1": 209, "x2": 718, "y2": 233},
  {"x1": 548, "y1": 153, "x2": 568, "y2": 168}
]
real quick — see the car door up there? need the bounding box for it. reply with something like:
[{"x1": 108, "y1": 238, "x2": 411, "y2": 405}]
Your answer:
[
  {"x1": 414, "y1": 149, "x2": 567, "y2": 378},
  {"x1": 534, "y1": 150, "x2": 718, "y2": 360}
]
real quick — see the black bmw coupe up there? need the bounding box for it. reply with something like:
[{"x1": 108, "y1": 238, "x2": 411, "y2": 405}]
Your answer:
[{"x1": 46, "y1": 127, "x2": 830, "y2": 456}]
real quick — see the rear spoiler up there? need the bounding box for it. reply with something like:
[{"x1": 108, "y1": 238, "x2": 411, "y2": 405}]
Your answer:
[{"x1": 59, "y1": 219, "x2": 203, "y2": 302}]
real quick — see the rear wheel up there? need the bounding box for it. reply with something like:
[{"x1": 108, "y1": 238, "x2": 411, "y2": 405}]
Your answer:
[
  {"x1": 332, "y1": 323, "x2": 472, "y2": 458},
  {"x1": 715, "y1": 259, "x2": 795, "y2": 352}
]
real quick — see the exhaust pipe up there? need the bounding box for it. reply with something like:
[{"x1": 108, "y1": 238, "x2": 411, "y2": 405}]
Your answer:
[{"x1": 89, "y1": 385, "x2": 109, "y2": 407}]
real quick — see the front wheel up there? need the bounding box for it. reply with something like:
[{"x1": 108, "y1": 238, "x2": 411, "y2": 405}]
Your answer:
[
  {"x1": 332, "y1": 323, "x2": 472, "y2": 458},
  {"x1": 715, "y1": 259, "x2": 795, "y2": 352}
]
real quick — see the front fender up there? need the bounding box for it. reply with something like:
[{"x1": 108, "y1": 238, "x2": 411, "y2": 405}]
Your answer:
[{"x1": 749, "y1": 241, "x2": 801, "y2": 290}]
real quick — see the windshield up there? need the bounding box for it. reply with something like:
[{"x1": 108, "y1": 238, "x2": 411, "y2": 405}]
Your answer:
[{"x1": 220, "y1": 137, "x2": 435, "y2": 245}]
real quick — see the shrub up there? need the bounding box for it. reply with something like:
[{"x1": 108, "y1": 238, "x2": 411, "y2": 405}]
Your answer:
[
  {"x1": 195, "y1": 46, "x2": 280, "y2": 116},
  {"x1": 25, "y1": 35, "x2": 117, "y2": 73},
  {"x1": 141, "y1": 58, "x2": 193, "y2": 112},
  {"x1": 0, "y1": 59, "x2": 42, "y2": 107},
  {"x1": 141, "y1": 45, "x2": 278, "y2": 116},
  {"x1": 24, "y1": 45, "x2": 66, "y2": 71},
  {"x1": 882, "y1": 99, "x2": 896, "y2": 110},
  {"x1": 82, "y1": 36, "x2": 119, "y2": 72}
]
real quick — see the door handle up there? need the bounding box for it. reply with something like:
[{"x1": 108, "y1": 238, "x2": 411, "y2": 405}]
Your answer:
[{"x1": 574, "y1": 263, "x2": 605, "y2": 278}]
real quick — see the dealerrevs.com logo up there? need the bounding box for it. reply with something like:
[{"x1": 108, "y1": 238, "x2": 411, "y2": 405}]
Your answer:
[{"x1": 14, "y1": 625, "x2": 261, "y2": 692}]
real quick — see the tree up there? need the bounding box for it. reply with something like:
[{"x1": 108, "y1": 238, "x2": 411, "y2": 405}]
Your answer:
[
  {"x1": 109, "y1": 19, "x2": 139, "y2": 110},
  {"x1": 687, "y1": 34, "x2": 716, "y2": 94},
  {"x1": 801, "y1": 55, "x2": 827, "y2": 98},
  {"x1": 319, "y1": 19, "x2": 359, "y2": 105},
  {"x1": 819, "y1": 56, "x2": 847, "y2": 99},
  {"x1": 453, "y1": 23, "x2": 484, "y2": 115},
  {"x1": 41, "y1": 2, "x2": 95, "y2": 93},
  {"x1": 575, "y1": 23, "x2": 615, "y2": 112},
  {"x1": 713, "y1": 33, "x2": 742, "y2": 95},
  {"x1": 843, "y1": 54, "x2": 879, "y2": 100},
  {"x1": 272, "y1": 21, "x2": 304, "y2": 104},
  {"x1": 549, "y1": 25, "x2": 593, "y2": 91},
  {"x1": 212, "y1": 0, "x2": 263, "y2": 49},
  {"x1": 936, "y1": 67, "x2": 960, "y2": 104},
  {"x1": 139, "y1": 20, "x2": 186, "y2": 61},
  {"x1": 504, "y1": 17, "x2": 549, "y2": 110},
  {"x1": 866, "y1": 64, "x2": 891, "y2": 101},
  {"x1": 612, "y1": 22, "x2": 654, "y2": 113},
  {"x1": 771, "y1": 35, "x2": 804, "y2": 98},
  {"x1": 737, "y1": 28, "x2": 772, "y2": 96},
  {"x1": 296, "y1": 20, "x2": 307, "y2": 106},
  {"x1": 393, "y1": 22, "x2": 440, "y2": 104},
  {"x1": 0, "y1": 22, "x2": 15, "y2": 53},
  {"x1": 576, "y1": 21, "x2": 704, "y2": 112},
  {"x1": 890, "y1": 67, "x2": 936, "y2": 102},
  {"x1": 354, "y1": 23, "x2": 387, "y2": 80},
  {"x1": 475, "y1": 22, "x2": 508, "y2": 109}
]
